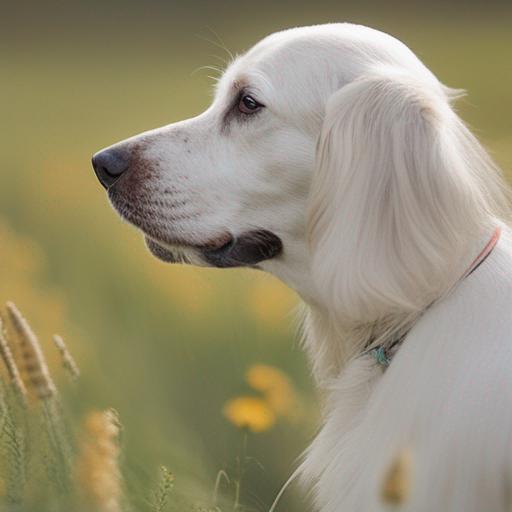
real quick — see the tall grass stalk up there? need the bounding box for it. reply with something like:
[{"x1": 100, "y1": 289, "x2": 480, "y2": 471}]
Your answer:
[{"x1": 5, "y1": 302, "x2": 73, "y2": 492}]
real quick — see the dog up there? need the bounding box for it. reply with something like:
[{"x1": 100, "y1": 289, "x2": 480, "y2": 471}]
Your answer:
[{"x1": 92, "y1": 24, "x2": 512, "y2": 512}]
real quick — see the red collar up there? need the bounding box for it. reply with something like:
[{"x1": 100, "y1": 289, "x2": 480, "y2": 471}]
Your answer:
[{"x1": 464, "y1": 226, "x2": 501, "y2": 278}]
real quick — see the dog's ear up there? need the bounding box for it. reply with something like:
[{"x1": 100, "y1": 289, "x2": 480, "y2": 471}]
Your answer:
[{"x1": 307, "y1": 68, "x2": 506, "y2": 326}]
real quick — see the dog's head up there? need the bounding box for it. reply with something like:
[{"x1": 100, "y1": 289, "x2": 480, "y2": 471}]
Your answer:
[{"x1": 92, "y1": 23, "x2": 506, "y2": 306}]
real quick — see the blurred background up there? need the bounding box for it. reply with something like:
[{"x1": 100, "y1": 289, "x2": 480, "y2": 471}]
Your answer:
[{"x1": 1, "y1": 0, "x2": 511, "y2": 509}]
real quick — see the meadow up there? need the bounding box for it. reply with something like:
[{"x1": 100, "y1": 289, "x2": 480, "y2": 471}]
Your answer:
[{"x1": 0, "y1": 1, "x2": 511, "y2": 510}]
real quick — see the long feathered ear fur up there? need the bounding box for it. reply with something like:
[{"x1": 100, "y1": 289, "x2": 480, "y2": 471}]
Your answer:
[{"x1": 305, "y1": 67, "x2": 509, "y2": 381}]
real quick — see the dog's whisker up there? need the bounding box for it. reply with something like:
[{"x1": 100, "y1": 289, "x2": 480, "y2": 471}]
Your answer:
[{"x1": 196, "y1": 29, "x2": 235, "y2": 63}]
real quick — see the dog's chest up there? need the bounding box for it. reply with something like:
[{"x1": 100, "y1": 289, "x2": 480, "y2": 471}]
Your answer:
[{"x1": 300, "y1": 357, "x2": 385, "y2": 511}]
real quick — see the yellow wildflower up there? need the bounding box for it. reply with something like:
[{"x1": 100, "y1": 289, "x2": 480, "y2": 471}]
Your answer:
[
  {"x1": 246, "y1": 364, "x2": 299, "y2": 420},
  {"x1": 381, "y1": 448, "x2": 413, "y2": 505},
  {"x1": 223, "y1": 396, "x2": 276, "y2": 433},
  {"x1": 246, "y1": 364, "x2": 289, "y2": 392}
]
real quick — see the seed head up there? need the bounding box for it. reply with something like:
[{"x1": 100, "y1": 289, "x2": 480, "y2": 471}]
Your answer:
[
  {"x1": 6, "y1": 302, "x2": 56, "y2": 400},
  {"x1": 76, "y1": 409, "x2": 122, "y2": 512},
  {"x1": 53, "y1": 334, "x2": 80, "y2": 380},
  {"x1": 0, "y1": 315, "x2": 27, "y2": 399}
]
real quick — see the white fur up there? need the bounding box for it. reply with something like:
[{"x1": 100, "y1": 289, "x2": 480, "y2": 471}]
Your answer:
[{"x1": 98, "y1": 24, "x2": 512, "y2": 511}]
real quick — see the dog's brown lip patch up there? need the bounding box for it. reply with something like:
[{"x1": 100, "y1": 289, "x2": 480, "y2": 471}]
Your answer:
[
  {"x1": 201, "y1": 230, "x2": 282, "y2": 268},
  {"x1": 144, "y1": 231, "x2": 282, "y2": 268},
  {"x1": 144, "y1": 233, "x2": 235, "y2": 264}
]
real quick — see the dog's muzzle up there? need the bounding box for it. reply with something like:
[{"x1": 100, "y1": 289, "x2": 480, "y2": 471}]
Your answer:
[{"x1": 91, "y1": 148, "x2": 283, "y2": 268}]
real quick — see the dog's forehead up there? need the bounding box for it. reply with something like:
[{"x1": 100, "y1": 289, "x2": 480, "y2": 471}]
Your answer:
[
  {"x1": 216, "y1": 24, "x2": 406, "y2": 104},
  {"x1": 216, "y1": 27, "x2": 346, "y2": 103}
]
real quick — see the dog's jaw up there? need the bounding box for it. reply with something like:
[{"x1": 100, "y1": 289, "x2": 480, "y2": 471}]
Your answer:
[{"x1": 144, "y1": 231, "x2": 283, "y2": 268}]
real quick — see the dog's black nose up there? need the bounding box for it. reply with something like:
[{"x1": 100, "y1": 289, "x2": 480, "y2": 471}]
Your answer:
[{"x1": 92, "y1": 148, "x2": 130, "y2": 189}]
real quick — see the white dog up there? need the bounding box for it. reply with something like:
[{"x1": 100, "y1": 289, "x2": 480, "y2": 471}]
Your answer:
[{"x1": 92, "y1": 24, "x2": 512, "y2": 511}]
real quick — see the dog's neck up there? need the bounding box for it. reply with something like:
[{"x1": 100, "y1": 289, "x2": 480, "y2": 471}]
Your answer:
[
  {"x1": 300, "y1": 224, "x2": 502, "y2": 387},
  {"x1": 300, "y1": 304, "x2": 417, "y2": 386}
]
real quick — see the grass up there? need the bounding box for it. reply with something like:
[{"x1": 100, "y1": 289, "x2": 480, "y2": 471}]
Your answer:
[{"x1": 0, "y1": 302, "x2": 303, "y2": 511}]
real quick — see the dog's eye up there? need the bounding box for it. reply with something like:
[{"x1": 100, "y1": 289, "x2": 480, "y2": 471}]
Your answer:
[{"x1": 238, "y1": 95, "x2": 263, "y2": 114}]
